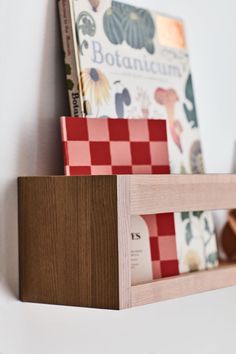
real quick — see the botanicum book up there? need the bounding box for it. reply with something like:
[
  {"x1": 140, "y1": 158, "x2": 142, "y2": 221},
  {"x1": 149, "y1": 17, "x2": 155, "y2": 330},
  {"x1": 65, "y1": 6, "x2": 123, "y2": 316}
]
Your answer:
[{"x1": 58, "y1": 0, "x2": 219, "y2": 279}]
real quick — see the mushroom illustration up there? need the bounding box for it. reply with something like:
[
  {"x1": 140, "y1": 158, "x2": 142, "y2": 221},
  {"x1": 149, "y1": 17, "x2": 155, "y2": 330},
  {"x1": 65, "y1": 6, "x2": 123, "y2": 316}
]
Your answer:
[{"x1": 155, "y1": 88, "x2": 183, "y2": 153}]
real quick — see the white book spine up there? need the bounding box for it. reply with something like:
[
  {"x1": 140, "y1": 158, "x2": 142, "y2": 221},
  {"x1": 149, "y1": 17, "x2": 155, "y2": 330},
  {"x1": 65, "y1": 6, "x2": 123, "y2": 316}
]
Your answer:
[{"x1": 58, "y1": 0, "x2": 85, "y2": 117}]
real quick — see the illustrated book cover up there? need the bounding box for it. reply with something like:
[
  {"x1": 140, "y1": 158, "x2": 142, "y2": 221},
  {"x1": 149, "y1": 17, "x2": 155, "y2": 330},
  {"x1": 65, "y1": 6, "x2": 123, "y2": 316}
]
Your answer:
[
  {"x1": 61, "y1": 116, "x2": 179, "y2": 285},
  {"x1": 58, "y1": 0, "x2": 219, "y2": 274}
]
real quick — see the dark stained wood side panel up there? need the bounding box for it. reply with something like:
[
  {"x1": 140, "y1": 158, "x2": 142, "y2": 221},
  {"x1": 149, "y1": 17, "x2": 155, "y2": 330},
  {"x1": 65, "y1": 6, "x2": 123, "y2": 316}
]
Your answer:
[{"x1": 18, "y1": 176, "x2": 120, "y2": 309}]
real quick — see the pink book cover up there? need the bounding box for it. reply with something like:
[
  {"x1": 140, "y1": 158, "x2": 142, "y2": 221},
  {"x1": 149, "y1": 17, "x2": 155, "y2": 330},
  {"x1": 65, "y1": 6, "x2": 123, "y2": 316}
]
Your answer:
[{"x1": 61, "y1": 116, "x2": 179, "y2": 285}]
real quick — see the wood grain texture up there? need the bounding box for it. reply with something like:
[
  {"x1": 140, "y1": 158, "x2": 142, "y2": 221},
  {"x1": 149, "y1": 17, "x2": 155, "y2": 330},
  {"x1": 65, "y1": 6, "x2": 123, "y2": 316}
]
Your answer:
[
  {"x1": 18, "y1": 176, "x2": 121, "y2": 309},
  {"x1": 130, "y1": 174, "x2": 236, "y2": 215},
  {"x1": 131, "y1": 264, "x2": 236, "y2": 307},
  {"x1": 117, "y1": 176, "x2": 131, "y2": 309},
  {"x1": 18, "y1": 174, "x2": 236, "y2": 310}
]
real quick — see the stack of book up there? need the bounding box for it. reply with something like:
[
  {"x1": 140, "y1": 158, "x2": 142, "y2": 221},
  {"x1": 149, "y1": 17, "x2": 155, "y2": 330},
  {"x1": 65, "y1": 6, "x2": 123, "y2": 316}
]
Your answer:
[{"x1": 59, "y1": 0, "x2": 219, "y2": 285}]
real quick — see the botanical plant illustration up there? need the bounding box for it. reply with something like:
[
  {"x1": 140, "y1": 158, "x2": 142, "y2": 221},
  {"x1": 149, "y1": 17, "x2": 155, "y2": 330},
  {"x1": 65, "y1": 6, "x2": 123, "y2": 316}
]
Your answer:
[
  {"x1": 114, "y1": 81, "x2": 131, "y2": 117},
  {"x1": 155, "y1": 88, "x2": 183, "y2": 153},
  {"x1": 103, "y1": 4, "x2": 123, "y2": 45},
  {"x1": 88, "y1": 0, "x2": 100, "y2": 12},
  {"x1": 65, "y1": 63, "x2": 74, "y2": 90},
  {"x1": 181, "y1": 211, "x2": 218, "y2": 271},
  {"x1": 81, "y1": 68, "x2": 111, "y2": 116},
  {"x1": 103, "y1": 2, "x2": 155, "y2": 54},
  {"x1": 65, "y1": 63, "x2": 71, "y2": 75},
  {"x1": 183, "y1": 74, "x2": 198, "y2": 128},
  {"x1": 136, "y1": 88, "x2": 151, "y2": 118},
  {"x1": 76, "y1": 11, "x2": 96, "y2": 55},
  {"x1": 184, "y1": 249, "x2": 201, "y2": 272},
  {"x1": 189, "y1": 140, "x2": 204, "y2": 173},
  {"x1": 67, "y1": 79, "x2": 74, "y2": 91}
]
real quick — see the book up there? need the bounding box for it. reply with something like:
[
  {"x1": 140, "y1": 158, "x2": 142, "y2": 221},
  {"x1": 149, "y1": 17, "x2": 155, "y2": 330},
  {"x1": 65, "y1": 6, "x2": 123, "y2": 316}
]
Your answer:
[
  {"x1": 58, "y1": 0, "x2": 219, "y2": 273},
  {"x1": 61, "y1": 116, "x2": 179, "y2": 285}
]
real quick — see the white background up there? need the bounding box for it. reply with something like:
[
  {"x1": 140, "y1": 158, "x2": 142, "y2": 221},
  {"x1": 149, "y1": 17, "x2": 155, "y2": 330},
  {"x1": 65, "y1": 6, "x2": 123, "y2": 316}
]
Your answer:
[{"x1": 1, "y1": 0, "x2": 236, "y2": 353}]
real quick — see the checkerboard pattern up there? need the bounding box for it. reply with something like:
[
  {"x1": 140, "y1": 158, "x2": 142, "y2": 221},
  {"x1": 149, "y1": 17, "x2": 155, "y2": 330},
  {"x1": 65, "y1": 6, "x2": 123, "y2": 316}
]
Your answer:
[
  {"x1": 61, "y1": 116, "x2": 179, "y2": 280},
  {"x1": 142, "y1": 214, "x2": 178, "y2": 279}
]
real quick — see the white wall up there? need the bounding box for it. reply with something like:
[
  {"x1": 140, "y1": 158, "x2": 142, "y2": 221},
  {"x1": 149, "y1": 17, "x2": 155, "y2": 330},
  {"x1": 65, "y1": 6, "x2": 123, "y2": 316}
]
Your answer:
[{"x1": 0, "y1": 0, "x2": 236, "y2": 353}]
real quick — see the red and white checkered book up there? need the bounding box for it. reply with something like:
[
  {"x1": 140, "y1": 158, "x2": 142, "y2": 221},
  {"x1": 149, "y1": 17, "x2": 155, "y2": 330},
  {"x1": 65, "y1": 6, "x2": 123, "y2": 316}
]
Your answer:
[{"x1": 61, "y1": 117, "x2": 179, "y2": 284}]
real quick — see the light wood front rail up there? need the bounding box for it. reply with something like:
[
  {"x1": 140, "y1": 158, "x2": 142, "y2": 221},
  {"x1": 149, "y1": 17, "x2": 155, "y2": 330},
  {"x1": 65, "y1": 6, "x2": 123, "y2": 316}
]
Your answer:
[
  {"x1": 129, "y1": 174, "x2": 236, "y2": 215},
  {"x1": 131, "y1": 264, "x2": 236, "y2": 307}
]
